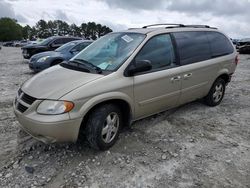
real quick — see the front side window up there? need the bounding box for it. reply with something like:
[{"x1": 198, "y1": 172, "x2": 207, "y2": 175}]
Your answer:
[
  {"x1": 73, "y1": 33, "x2": 145, "y2": 71},
  {"x1": 39, "y1": 37, "x2": 54, "y2": 46},
  {"x1": 72, "y1": 42, "x2": 92, "y2": 52},
  {"x1": 55, "y1": 41, "x2": 80, "y2": 52},
  {"x1": 135, "y1": 34, "x2": 176, "y2": 70},
  {"x1": 173, "y1": 31, "x2": 211, "y2": 65}
]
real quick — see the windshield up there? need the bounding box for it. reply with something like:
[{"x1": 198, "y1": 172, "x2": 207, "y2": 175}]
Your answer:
[
  {"x1": 55, "y1": 41, "x2": 80, "y2": 52},
  {"x1": 72, "y1": 33, "x2": 145, "y2": 71},
  {"x1": 39, "y1": 37, "x2": 54, "y2": 46}
]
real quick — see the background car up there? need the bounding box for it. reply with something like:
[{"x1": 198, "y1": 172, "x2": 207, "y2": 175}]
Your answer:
[
  {"x1": 237, "y1": 38, "x2": 250, "y2": 54},
  {"x1": 29, "y1": 40, "x2": 92, "y2": 72},
  {"x1": 14, "y1": 40, "x2": 31, "y2": 47},
  {"x1": 21, "y1": 36, "x2": 82, "y2": 59},
  {"x1": 3, "y1": 41, "x2": 14, "y2": 47}
]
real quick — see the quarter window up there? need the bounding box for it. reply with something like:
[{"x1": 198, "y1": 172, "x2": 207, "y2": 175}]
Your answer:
[
  {"x1": 173, "y1": 31, "x2": 211, "y2": 65},
  {"x1": 206, "y1": 31, "x2": 234, "y2": 57},
  {"x1": 135, "y1": 34, "x2": 176, "y2": 70}
]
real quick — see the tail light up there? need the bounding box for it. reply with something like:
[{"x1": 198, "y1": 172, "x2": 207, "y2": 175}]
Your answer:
[{"x1": 235, "y1": 54, "x2": 239, "y2": 65}]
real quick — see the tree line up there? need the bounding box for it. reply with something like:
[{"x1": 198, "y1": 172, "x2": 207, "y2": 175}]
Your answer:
[{"x1": 0, "y1": 17, "x2": 113, "y2": 42}]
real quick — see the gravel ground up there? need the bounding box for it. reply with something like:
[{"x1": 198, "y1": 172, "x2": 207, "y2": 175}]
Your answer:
[{"x1": 0, "y1": 47, "x2": 250, "y2": 188}]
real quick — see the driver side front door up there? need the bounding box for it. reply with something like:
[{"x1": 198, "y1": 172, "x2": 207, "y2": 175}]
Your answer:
[{"x1": 132, "y1": 34, "x2": 182, "y2": 119}]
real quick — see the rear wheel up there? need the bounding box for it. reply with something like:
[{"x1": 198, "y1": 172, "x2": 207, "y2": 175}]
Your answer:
[
  {"x1": 204, "y1": 78, "x2": 226, "y2": 106},
  {"x1": 86, "y1": 104, "x2": 122, "y2": 150}
]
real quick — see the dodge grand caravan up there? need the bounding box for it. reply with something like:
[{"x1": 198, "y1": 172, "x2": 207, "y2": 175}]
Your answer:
[{"x1": 14, "y1": 24, "x2": 238, "y2": 150}]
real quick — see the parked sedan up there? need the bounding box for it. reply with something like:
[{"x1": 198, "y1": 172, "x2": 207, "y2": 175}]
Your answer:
[
  {"x1": 22, "y1": 36, "x2": 82, "y2": 59},
  {"x1": 29, "y1": 40, "x2": 92, "y2": 72}
]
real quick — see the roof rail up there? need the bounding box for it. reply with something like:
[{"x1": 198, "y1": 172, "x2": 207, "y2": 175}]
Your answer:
[
  {"x1": 142, "y1": 24, "x2": 217, "y2": 29},
  {"x1": 142, "y1": 24, "x2": 185, "y2": 28},
  {"x1": 184, "y1": 25, "x2": 217, "y2": 29}
]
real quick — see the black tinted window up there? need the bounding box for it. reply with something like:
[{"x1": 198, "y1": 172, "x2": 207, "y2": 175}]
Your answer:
[
  {"x1": 206, "y1": 31, "x2": 234, "y2": 57},
  {"x1": 135, "y1": 34, "x2": 176, "y2": 70},
  {"x1": 173, "y1": 31, "x2": 211, "y2": 65},
  {"x1": 53, "y1": 38, "x2": 63, "y2": 45},
  {"x1": 63, "y1": 38, "x2": 77, "y2": 43},
  {"x1": 72, "y1": 42, "x2": 91, "y2": 52}
]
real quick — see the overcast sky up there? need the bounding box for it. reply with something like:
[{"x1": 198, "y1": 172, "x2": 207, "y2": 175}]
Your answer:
[{"x1": 1, "y1": 0, "x2": 250, "y2": 38}]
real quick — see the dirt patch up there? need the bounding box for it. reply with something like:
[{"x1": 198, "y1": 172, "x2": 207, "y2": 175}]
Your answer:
[{"x1": 0, "y1": 47, "x2": 250, "y2": 187}]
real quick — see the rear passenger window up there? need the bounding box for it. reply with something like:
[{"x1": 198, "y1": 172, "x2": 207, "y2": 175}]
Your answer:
[
  {"x1": 135, "y1": 34, "x2": 176, "y2": 70},
  {"x1": 173, "y1": 31, "x2": 211, "y2": 65},
  {"x1": 206, "y1": 31, "x2": 234, "y2": 57}
]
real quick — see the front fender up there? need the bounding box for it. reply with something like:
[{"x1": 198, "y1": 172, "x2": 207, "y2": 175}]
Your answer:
[{"x1": 69, "y1": 91, "x2": 134, "y2": 120}]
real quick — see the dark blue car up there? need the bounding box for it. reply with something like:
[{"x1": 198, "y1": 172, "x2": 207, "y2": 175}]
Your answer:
[{"x1": 29, "y1": 40, "x2": 92, "y2": 72}]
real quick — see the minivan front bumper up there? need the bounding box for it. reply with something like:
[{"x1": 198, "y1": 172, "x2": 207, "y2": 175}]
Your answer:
[{"x1": 14, "y1": 108, "x2": 82, "y2": 143}]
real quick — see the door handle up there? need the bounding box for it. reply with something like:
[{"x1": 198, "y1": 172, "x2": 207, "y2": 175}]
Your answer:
[
  {"x1": 171, "y1": 76, "x2": 181, "y2": 82},
  {"x1": 183, "y1": 73, "x2": 192, "y2": 79}
]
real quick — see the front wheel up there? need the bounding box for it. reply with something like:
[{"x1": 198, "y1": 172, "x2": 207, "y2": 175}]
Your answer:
[
  {"x1": 204, "y1": 78, "x2": 226, "y2": 106},
  {"x1": 86, "y1": 104, "x2": 122, "y2": 150}
]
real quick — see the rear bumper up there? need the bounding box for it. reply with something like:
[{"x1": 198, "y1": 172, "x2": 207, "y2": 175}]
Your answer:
[{"x1": 14, "y1": 108, "x2": 82, "y2": 143}]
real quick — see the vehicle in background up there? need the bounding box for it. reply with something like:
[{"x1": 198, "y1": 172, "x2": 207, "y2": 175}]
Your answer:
[
  {"x1": 14, "y1": 24, "x2": 237, "y2": 150},
  {"x1": 21, "y1": 36, "x2": 82, "y2": 59},
  {"x1": 231, "y1": 39, "x2": 239, "y2": 48},
  {"x1": 237, "y1": 38, "x2": 250, "y2": 54},
  {"x1": 3, "y1": 41, "x2": 14, "y2": 47},
  {"x1": 29, "y1": 40, "x2": 92, "y2": 72},
  {"x1": 14, "y1": 40, "x2": 31, "y2": 47}
]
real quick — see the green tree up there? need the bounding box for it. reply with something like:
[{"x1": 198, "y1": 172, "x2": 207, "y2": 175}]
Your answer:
[
  {"x1": 47, "y1": 20, "x2": 57, "y2": 36},
  {"x1": 36, "y1": 19, "x2": 50, "y2": 38},
  {"x1": 22, "y1": 25, "x2": 32, "y2": 39},
  {"x1": 54, "y1": 20, "x2": 70, "y2": 36},
  {"x1": 87, "y1": 22, "x2": 97, "y2": 40},
  {"x1": 0, "y1": 17, "x2": 23, "y2": 41},
  {"x1": 80, "y1": 22, "x2": 112, "y2": 40},
  {"x1": 69, "y1": 24, "x2": 81, "y2": 37}
]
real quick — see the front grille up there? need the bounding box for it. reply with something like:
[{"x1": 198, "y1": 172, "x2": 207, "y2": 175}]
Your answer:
[
  {"x1": 17, "y1": 102, "x2": 28, "y2": 113},
  {"x1": 15, "y1": 89, "x2": 37, "y2": 113},
  {"x1": 21, "y1": 93, "x2": 36, "y2": 105}
]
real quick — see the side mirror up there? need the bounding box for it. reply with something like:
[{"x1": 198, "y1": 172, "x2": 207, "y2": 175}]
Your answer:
[{"x1": 126, "y1": 60, "x2": 152, "y2": 76}]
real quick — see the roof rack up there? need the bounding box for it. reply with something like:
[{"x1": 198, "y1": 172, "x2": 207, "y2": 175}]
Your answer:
[
  {"x1": 142, "y1": 24, "x2": 185, "y2": 28},
  {"x1": 142, "y1": 24, "x2": 217, "y2": 29},
  {"x1": 184, "y1": 25, "x2": 217, "y2": 29}
]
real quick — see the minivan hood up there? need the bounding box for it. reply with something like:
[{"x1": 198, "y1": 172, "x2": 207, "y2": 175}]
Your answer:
[{"x1": 22, "y1": 65, "x2": 103, "y2": 99}]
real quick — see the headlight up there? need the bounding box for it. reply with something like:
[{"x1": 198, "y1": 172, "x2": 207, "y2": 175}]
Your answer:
[
  {"x1": 37, "y1": 56, "x2": 50, "y2": 62},
  {"x1": 37, "y1": 100, "x2": 74, "y2": 115}
]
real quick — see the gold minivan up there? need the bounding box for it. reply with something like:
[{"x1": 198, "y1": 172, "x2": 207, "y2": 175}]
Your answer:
[{"x1": 14, "y1": 24, "x2": 238, "y2": 150}]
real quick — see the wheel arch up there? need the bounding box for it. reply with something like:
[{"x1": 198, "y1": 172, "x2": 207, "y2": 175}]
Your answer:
[{"x1": 77, "y1": 93, "x2": 134, "y2": 140}]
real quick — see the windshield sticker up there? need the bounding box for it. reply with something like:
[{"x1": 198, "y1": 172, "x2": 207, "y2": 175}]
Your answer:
[
  {"x1": 121, "y1": 35, "x2": 133, "y2": 43},
  {"x1": 98, "y1": 62, "x2": 110, "y2": 70}
]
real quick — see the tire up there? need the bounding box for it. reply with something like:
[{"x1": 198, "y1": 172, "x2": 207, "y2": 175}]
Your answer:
[
  {"x1": 86, "y1": 104, "x2": 122, "y2": 150},
  {"x1": 204, "y1": 78, "x2": 226, "y2": 107}
]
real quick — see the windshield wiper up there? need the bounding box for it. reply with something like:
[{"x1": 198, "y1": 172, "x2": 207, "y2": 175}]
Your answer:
[{"x1": 73, "y1": 59, "x2": 102, "y2": 74}]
